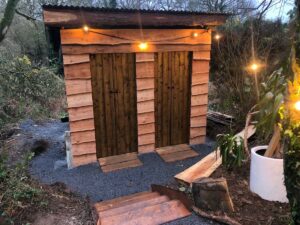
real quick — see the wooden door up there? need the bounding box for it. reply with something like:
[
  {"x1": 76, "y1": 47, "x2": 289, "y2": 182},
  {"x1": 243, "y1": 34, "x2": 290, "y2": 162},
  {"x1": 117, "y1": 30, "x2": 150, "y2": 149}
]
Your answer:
[
  {"x1": 91, "y1": 53, "x2": 138, "y2": 158},
  {"x1": 155, "y1": 51, "x2": 192, "y2": 148}
]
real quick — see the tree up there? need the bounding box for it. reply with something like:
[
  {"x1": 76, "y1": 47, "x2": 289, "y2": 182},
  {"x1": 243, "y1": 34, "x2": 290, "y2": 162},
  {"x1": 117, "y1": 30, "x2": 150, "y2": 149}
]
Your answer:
[{"x1": 0, "y1": 0, "x2": 20, "y2": 42}]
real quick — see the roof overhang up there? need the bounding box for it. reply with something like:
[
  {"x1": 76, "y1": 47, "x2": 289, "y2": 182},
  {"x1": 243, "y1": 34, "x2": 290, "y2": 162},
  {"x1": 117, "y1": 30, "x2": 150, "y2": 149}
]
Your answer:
[{"x1": 43, "y1": 5, "x2": 230, "y2": 29}]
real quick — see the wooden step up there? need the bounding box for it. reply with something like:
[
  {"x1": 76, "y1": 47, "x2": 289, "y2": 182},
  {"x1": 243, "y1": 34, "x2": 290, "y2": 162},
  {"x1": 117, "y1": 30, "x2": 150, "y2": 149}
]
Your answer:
[
  {"x1": 99, "y1": 195, "x2": 170, "y2": 218},
  {"x1": 156, "y1": 144, "x2": 199, "y2": 163},
  {"x1": 95, "y1": 192, "x2": 160, "y2": 212},
  {"x1": 98, "y1": 152, "x2": 143, "y2": 173},
  {"x1": 100, "y1": 199, "x2": 191, "y2": 225}
]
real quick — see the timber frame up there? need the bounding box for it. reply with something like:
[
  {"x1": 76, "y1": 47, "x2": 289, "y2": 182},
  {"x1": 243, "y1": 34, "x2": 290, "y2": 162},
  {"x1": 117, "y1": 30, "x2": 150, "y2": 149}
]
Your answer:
[{"x1": 43, "y1": 5, "x2": 228, "y2": 167}]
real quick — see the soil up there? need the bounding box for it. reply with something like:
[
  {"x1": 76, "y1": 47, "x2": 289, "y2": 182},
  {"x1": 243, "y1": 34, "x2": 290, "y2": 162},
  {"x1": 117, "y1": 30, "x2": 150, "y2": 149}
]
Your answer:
[{"x1": 210, "y1": 162, "x2": 291, "y2": 225}]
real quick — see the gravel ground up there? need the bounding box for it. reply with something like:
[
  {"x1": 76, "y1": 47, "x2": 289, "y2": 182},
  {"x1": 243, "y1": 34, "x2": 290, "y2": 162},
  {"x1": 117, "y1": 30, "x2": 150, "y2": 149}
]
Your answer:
[{"x1": 24, "y1": 119, "x2": 217, "y2": 225}]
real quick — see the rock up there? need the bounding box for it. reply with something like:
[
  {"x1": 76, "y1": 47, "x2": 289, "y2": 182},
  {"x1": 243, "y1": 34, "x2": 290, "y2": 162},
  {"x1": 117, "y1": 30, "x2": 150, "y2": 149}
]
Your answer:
[
  {"x1": 54, "y1": 160, "x2": 67, "y2": 170},
  {"x1": 192, "y1": 177, "x2": 234, "y2": 213}
]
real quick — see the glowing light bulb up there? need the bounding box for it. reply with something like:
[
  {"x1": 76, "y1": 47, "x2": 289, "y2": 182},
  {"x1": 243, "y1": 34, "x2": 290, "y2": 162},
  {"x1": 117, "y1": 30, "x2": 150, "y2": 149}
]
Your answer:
[
  {"x1": 251, "y1": 63, "x2": 258, "y2": 71},
  {"x1": 295, "y1": 101, "x2": 300, "y2": 111},
  {"x1": 192, "y1": 32, "x2": 199, "y2": 37},
  {"x1": 83, "y1": 25, "x2": 89, "y2": 32},
  {"x1": 215, "y1": 34, "x2": 221, "y2": 40},
  {"x1": 138, "y1": 42, "x2": 148, "y2": 50}
]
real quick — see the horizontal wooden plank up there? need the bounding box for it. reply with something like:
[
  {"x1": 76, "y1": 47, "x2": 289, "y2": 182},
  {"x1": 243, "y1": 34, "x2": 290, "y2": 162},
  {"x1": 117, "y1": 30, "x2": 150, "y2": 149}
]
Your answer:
[
  {"x1": 136, "y1": 62, "x2": 155, "y2": 78},
  {"x1": 191, "y1": 84, "x2": 208, "y2": 96},
  {"x1": 138, "y1": 133, "x2": 155, "y2": 145},
  {"x1": 71, "y1": 130, "x2": 95, "y2": 144},
  {"x1": 191, "y1": 73, "x2": 209, "y2": 85},
  {"x1": 137, "y1": 89, "x2": 155, "y2": 102},
  {"x1": 138, "y1": 144, "x2": 155, "y2": 154},
  {"x1": 138, "y1": 112, "x2": 155, "y2": 125},
  {"x1": 189, "y1": 136, "x2": 206, "y2": 145},
  {"x1": 65, "y1": 79, "x2": 92, "y2": 95},
  {"x1": 44, "y1": 8, "x2": 227, "y2": 28},
  {"x1": 62, "y1": 44, "x2": 211, "y2": 54},
  {"x1": 159, "y1": 149, "x2": 199, "y2": 163},
  {"x1": 61, "y1": 29, "x2": 211, "y2": 45},
  {"x1": 101, "y1": 159, "x2": 143, "y2": 173},
  {"x1": 69, "y1": 119, "x2": 95, "y2": 132},
  {"x1": 72, "y1": 153, "x2": 97, "y2": 167},
  {"x1": 67, "y1": 93, "x2": 93, "y2": 108},
  {"x1": 72, "y1": 141, "x2": 96, "y2": 156},
  {"x1": 64, "y1": 62, "x2": 91, "y2": 79},
  {"x1": 63, "y1": 54, "x2": 90, "y2": 65},
  {"x1": 137, "y1": 100, "x2": 155, "y2": 114},
  {"x1": 98, "y1": 152, "x2": 138, "y2": 166},
  {"x1": 136, "y1": 53, "x2": 155, "y2": 62},
  {"x1": 136, "y1": 78, "x2": 155, "y2": 91},
  {"x1": 190, "y1": 116, "x2": 207, "y2": 127},
  {"x1": 191, "y1": 105, "x2": 207, "y2": 117},
  {"x1": 138, "y1": 123, "x2": 155, "y2": 135},
  {"x1": 68, "y1": 106, "x2": 94, "y2": 121},
  {"x1": 156, "y1": 144, "x2": 191, "y2": 155},
  {"x1": 193, "y1": 51, "x2": 211, "y2": 60},
  {"x1": 192, "y1": 60, "x2": 210, "y2": 74},
  {"x1": 191, "y1": 94, "x2": 208, "y2": 106},
  {"x1": 190, "y1": 127, "x2": 206, "y2": 139}
]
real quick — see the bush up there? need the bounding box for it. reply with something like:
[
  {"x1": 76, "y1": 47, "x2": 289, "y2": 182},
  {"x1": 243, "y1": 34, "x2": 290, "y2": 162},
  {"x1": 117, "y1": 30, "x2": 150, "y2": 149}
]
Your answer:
[
  {"x1": 0, "y1": 152, "x2": 45, "y2": 224},
  {"x1": 0, "y1": 55, "x2": 66, "y2": 127}
]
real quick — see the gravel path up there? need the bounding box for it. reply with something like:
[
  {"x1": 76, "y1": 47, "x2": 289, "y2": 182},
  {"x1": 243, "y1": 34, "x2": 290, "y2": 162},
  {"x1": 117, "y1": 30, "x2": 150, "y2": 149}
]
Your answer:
[{"x1": 24, "y1": 120, "x2": 217, "y2": 225}]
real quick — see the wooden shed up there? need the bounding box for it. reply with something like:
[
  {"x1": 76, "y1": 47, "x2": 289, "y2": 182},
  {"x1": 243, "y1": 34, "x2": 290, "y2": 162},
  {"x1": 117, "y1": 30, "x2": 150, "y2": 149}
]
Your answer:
[{"x1": 43, "y1": 5, "x2": 228, "y2": 168}]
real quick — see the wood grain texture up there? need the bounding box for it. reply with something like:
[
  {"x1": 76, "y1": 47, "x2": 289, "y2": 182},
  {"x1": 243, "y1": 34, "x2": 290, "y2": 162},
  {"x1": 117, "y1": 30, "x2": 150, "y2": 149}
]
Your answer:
[
  {"x1": 192, "y1": 60, "x2": 210, "y2": 74},
  {"x1": 136, "y1": 62, "x2": 155, "y2": 78},
  {"x1": 64, "y1": 62, "x2": 91, "y2": 79},
  {"x1": 193, "y1": 51, "x2": 211, "y2": 60},
  {"x1": 190, "y1": 116, "x2": 207, "y2": 127},
  {"x1": 72, "y1": 142, "x2": 96, "y2": 155},
  {"x1": 65, "y1": 79, "x2": 92, "y2": 95},
  {"x1": 91, "y1": 53, "x2": 138, "y2": 158},
  {"x1": 137, "y1": 100, "x2": 155, "y2": 114},
  {"x1": 189, "y1": 136, "x2": 206, "y2": 145},
  {"x1": 138, "y1": 144, "x2": 155, "y2": 153},
  {"x1": 138, "y1": 112, "x2": 155, "y2": 125},
  {"x1": 156, "y1": 144, "x2": 199, "y2": 163},
  {"x1": 191, "y1": 84, "x2": 209, "y2": 96},
  {"x1": 72, "y1": 153, "x2": 97, "y2": 167},
  {"x1": 191, "y1": 94, "x2": 208, "y2": 106},
  {"x1": 155, "y1": 51, "x2": 191, "y2": 147},
  {"x1": 190, "y1": 127, "x2": 206, "y2": 139},
  {"x1": 67, "y1": 92, "x2": 93, "y2": 108},
  {"x1": 71, "y1": 130, "x2": 96, "y2": 144},
  {"x1": 138, "y1": 133, "x2": 155, "y2": 145},
  {"x1": 69, "y1": 119, "x2": 95, "y2": 132},
  {"x1": 62, "y1": 44, "x2": 211, "y2": 54},
  {"x1": 44, "y1": 8, "x2": 227, "y2": 27},
  {"x1": 190, "y1": 105, "x2": 208, "y2": 117},
  {"x1": 99, "y1": 152, "x2": 138, "y2": 166},
  {"x1": 68, "y1": 106, "x2": 94, "y2": 122},
  {"x1": 61, "y1": 29, "x2": 211, "y2": 45},
  {"x1": 101, "y1": 158, "x2": 143, "y2": 173},
  {"x1": 63, "y1": 54, "x2": 90, "y2": 65}
]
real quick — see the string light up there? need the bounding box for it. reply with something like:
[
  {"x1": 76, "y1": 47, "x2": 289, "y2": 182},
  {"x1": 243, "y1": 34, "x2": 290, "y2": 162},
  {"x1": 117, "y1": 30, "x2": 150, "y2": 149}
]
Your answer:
[
  {"x1": 295, "y1": 101, "x2": 300, "y2": 111},
  {"x1": 215, "y1": 34, "x2": 221, "y2": 40},
  {"x1": 250, "y1": 63, "x2": 258, "y2": 72},
  {"x1": 138, "y1": 42, "x2": 148, "y2": 50},
  {"x1": 192, "y1": 32, "x2": 199, "y2": 37},
  {"x1": 83, "y1": 25, "x2": 89, "y2": 33}
]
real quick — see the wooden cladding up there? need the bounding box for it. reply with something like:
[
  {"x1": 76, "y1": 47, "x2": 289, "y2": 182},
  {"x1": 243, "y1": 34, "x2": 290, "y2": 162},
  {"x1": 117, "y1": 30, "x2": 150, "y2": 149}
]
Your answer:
[
  {"x1": 155, "y1": 51, "x2": 192, "y2": 147},
  {"x1": 60, "y1": 28, "x2": 212, "y2": 167},
  {"x1": 90, "y1": 53, "x2": 138, "y2": 158}
]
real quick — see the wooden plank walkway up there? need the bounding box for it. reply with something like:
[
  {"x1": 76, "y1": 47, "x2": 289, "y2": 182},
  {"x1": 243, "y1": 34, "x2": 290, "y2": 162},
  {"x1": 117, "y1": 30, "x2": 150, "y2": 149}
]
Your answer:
[
  {"x1": 98, "y1": 152, "x2": 143, "y2": 173},
  {"x1": 95, "y1": 191, "x2": 191, "y2": 225},
  {"x1": 156, "y1": 144, "x2": 199, "y2": 163}
]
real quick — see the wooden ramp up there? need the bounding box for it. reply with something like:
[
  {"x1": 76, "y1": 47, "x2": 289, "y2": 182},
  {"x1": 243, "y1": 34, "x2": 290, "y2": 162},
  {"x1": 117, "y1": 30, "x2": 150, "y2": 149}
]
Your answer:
[
  {"x1": 156, "y1": 144, "x2": 199, "y2": 163},
  {"x1": 98, "y1": 153, "x2": 143, "y2": 173},
  {"x1": 94, "y1": 191, "x2": 191, "y2": 225},
  {"x1": 175, "y1": 125, "x2": 256, "y2": 185}
]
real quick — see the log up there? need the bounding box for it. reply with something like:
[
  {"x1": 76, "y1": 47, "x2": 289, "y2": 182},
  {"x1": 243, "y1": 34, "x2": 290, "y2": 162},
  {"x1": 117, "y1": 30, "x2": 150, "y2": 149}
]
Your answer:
[
  {"x1": 192, "y1": 177, "x2": 234, "y2": 213},
  {"x1": 264, "y1": 125, "x2": 281, "y2": 158},
  {"x1": 192, "y1": 206, "x2": 241, "y2": 225}
]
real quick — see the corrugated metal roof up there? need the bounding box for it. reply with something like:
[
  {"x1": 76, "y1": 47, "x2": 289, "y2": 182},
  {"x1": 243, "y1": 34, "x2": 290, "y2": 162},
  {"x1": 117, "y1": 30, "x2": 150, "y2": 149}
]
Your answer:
[{"x1": 42, "y1": 4, "x2": 232, "y2": 16}]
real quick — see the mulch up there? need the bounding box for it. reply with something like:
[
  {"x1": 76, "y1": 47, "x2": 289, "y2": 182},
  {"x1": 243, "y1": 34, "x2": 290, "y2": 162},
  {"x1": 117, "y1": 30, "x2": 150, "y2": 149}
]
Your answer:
[{"x1": 211, "y1": 162, "x2": 291, "y2": 225}]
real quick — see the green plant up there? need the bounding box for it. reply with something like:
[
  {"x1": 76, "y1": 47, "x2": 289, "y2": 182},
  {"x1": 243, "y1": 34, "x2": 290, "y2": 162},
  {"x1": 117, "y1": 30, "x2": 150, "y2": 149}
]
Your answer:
[
  {"x1": 255, "y1": 69, "x2": 287, "y2": 143},
  {"x1": 216, "y1": 133, "x2": 245, "y2": 170},
  {"x1": 0, "y1": 152, "x2": 44, "y2": 224}
]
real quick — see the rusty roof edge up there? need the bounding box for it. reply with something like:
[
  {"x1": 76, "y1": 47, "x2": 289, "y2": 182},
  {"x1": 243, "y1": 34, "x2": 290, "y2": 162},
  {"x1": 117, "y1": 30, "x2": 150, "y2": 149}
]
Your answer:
[{"x1": 42, "y1": 4, "x2": 234, "y2": 16}]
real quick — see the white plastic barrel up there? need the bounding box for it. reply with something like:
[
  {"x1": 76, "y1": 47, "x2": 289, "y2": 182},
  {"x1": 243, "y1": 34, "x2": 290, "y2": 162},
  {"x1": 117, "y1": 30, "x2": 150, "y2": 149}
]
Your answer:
[{"x1": 250, "y1": 145, "x2": 288, "y2": 203}]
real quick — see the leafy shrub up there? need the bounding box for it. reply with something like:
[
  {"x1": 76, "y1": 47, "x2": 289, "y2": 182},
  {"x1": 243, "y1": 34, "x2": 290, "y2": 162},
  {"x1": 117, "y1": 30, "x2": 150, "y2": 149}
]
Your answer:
[
  {"x1": 216, "y1": 133, "x2": 245, "y2": 170},
  {"x1": 0, "y1": 55, "x2": 66, "y2": 127},
  {"x1": 0, "y1": 152, "x2": 45, "y2": 224}
]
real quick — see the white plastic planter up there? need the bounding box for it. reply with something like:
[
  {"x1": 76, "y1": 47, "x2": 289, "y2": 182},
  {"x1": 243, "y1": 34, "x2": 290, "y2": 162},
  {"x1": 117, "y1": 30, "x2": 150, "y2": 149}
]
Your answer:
[{"x1": 250, "y1": 145, "x2": 288, "y2": 203}]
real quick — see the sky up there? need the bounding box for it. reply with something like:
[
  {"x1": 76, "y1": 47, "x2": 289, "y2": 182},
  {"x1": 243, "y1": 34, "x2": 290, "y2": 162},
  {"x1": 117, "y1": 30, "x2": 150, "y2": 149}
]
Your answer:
[{"x1": 257, "y1": 0, "x2": 294, "y2": 21}]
